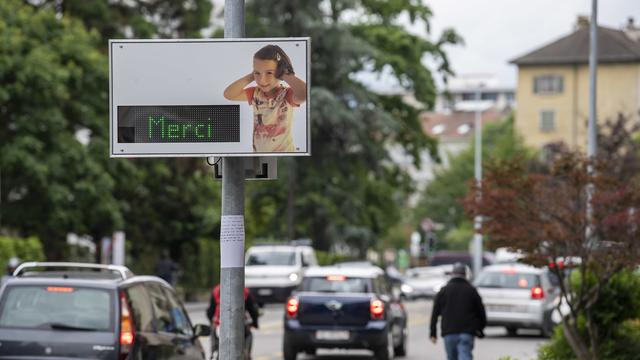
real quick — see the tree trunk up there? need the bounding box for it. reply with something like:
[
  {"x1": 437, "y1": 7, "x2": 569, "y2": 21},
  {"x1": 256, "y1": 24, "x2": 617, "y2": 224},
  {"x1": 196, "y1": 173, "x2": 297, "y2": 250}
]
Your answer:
[{"x1": 562, "y1": 320, "x2": 593, "y2": 360}]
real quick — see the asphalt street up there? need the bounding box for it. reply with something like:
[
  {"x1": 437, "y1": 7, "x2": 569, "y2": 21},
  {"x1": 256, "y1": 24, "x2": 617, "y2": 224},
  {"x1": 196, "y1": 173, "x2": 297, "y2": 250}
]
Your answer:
[{"x1": 186, "y1": 299, "x2": 547, "y2": 360}]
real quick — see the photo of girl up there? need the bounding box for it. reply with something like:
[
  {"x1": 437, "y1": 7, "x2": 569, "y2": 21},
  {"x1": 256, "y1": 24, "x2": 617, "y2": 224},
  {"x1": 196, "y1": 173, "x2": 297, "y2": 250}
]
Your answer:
[{"x1": 223, "y1": 44, "x2": 307, "y2": 152}]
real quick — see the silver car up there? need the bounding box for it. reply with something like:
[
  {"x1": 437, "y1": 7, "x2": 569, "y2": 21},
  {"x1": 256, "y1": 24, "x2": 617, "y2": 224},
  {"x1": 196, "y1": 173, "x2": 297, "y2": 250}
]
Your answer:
[
  {"x1": 402, "y1": 264, "x2": 471, "y2": 300},
  {"x1": 474, "y1": 263, "x2": 559, "y2": 337}
]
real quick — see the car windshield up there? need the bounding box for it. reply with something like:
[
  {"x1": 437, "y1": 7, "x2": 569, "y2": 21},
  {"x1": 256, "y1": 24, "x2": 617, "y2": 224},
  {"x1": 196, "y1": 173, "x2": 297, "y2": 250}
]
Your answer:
[
  {"x1": 0, "y1": 285, "x2": 113, "y2": 331},
  {"x1": 301, "y1": 276, "x2": 371, "y2": 293},
  {"x1": 474, "y1": 271, "x2": 540, "y2": 289},
  {"x1": 246, "y1": 250, "x2": 296, "y2": 266}
]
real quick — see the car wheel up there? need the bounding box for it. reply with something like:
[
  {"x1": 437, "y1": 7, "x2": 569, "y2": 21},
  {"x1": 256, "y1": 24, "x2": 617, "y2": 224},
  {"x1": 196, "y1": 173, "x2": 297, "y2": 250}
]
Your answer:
[
  {"x1": 394, "y1": 327, "x2": 407, "y2": 357},
  {"x1": 283, "y1": 337, "x2": 297, "y2": 360},
  {"x1": 374, "y1": 328, "x2": 394, "y2": 360},
  {"x1": 506, "y1": 326, "x2": 518, "y2": 336}
]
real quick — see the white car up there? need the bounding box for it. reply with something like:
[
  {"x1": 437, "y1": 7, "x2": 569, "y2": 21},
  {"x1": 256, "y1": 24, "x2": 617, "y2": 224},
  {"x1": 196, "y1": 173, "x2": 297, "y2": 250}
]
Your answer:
[{"x1": 245, "y1": 244, "x2": 317, "y2": 304}]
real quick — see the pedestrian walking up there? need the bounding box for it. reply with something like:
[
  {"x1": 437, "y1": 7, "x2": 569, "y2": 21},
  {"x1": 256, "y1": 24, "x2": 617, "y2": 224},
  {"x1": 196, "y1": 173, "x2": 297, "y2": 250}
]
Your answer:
[{"x1": 430, "y1": 263, "x2": 486, "y2": 360}]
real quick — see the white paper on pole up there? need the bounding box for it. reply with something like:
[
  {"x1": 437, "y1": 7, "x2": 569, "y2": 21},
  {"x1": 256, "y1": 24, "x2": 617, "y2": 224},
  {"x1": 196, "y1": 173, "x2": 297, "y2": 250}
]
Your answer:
[{"x1": 220, "y1": 215, "x2": 245, "y2": 268}]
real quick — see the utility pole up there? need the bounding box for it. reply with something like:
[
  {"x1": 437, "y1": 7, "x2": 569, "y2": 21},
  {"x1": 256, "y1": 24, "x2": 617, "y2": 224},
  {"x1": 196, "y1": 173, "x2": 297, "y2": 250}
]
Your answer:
[
  {"x1": 472, "y1": 84, "x2": 484, "y2": 278},
  {"x1": 586, "y1": 0, "x2": 598, "y2": 246},
  {"x1": 588, "y1": 0, "x2": 598, "y2": 159},
  {"x1": 220, "y1": 1, "x2": 246, "y2": 359}
]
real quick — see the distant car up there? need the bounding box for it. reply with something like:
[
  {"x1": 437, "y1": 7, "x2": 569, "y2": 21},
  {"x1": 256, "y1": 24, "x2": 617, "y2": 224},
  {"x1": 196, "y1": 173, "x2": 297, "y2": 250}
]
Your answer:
[
  {"x1": 0, "y1": 262, "x2": 210, "y2": 359},
  {"x1": 283, "y1": 266, "x2": 408, "y2": 360},
  {"x1": 474, "y1": 263, "x2": 560, "y2": 337},
  {"x1": 245, "y1": 244, "x2": 318, "y2": 304},
  {"x1": 429, "y1": 251, "x2": 494, "y2": 270},
  {"x1": 402, "y1": 264, "x2": 471, "y2": 300}
]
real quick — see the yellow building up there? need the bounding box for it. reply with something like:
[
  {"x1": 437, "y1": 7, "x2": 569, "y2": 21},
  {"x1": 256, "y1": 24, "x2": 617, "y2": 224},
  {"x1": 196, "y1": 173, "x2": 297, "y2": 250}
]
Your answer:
[{"x1": 511, "y1": 17, "x2": 640, "y2": 150}]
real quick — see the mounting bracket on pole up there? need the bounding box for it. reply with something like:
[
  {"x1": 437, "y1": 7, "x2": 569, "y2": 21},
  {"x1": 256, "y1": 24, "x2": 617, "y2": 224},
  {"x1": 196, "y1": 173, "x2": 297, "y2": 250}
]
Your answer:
[{"x1": 210, "y1": 157, "x2": 277, "y2": 180}]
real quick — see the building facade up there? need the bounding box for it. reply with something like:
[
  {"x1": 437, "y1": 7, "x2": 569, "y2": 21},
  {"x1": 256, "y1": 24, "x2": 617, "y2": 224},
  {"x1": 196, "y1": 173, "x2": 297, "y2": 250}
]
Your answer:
[{"x1": 511, "y1": 17, "x2": 640, "y2": 150}]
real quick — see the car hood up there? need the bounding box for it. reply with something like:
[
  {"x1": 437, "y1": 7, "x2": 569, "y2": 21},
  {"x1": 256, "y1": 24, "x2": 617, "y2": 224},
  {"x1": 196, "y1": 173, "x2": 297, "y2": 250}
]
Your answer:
[{"x1": 245, "y1": 265, "x2": 299, "y2": 277}]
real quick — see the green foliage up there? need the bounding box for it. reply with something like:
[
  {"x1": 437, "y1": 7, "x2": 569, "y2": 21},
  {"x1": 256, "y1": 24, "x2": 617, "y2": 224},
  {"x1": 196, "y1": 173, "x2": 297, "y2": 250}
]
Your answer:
[
  {"x1": 24, "y1": 0, "x2": 213, "y2": 42},
  {"x1": 538, "y1": 271, "x2": 640, "y2": 360},
  {"x1": 415, "y1": 114, "x2": 533, "y2": 249},
  {"x1": 0, "y1": 0, "x2": 121, "y2": 258},
  {"x1": 0, "y1": 236, "x2": 45, "y2": 268},
  {"x1": 242, "y1": 0, "x2": 460, "y2": 251},
  {"x1": 179, "y1": 238, "x2": 220, "y2": 300},
  {"x1": 315, "y1": 250, "x2": 354, "y2": 266}
]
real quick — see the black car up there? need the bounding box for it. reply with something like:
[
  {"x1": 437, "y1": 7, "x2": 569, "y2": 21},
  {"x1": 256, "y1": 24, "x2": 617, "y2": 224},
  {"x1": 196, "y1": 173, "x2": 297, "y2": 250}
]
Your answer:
[
  {"x1": 0, "y1": 262, "x2": 210, "y2": 359},
  {"x1": 283, "y1": 266, "x2": 408, "y2": 360}
]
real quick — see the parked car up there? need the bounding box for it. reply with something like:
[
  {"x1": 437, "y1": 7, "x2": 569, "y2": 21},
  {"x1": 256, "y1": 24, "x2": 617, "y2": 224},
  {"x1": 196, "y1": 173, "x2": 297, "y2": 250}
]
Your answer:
[
  {"x1": 402, "y1": 264, "x2": 471, "y2": 300},
  {"x1": 283, "y1": 266, "x2": 408, "y2": 360},
  {"x1": 0, "y1": 262, "x2": 210, "y2": 359},
  {"x1": 473, "y1": 263, "x2": 560, "y2": 337},
  {"x1": 245, "y1": 244, "x2": 317, "y2": 304}
]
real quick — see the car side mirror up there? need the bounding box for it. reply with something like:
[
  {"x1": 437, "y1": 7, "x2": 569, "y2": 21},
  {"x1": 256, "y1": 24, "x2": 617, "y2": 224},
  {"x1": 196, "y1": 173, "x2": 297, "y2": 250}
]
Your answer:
[{"x1": 192, "y1": 323, "x2": 211, "y2": 338}]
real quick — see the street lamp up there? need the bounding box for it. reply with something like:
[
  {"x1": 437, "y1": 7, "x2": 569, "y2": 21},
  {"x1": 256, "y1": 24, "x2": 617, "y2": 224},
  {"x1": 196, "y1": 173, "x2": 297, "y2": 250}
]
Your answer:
[{"x1": 473, "y1": 83, "x2": 485, "y2": 278}]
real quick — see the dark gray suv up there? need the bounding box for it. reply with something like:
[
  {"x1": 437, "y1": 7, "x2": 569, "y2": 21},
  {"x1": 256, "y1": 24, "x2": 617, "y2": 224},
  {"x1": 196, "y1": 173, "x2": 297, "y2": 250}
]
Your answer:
[{"x1": 0, "y1": 262, "x2": 210, "y2": 359}]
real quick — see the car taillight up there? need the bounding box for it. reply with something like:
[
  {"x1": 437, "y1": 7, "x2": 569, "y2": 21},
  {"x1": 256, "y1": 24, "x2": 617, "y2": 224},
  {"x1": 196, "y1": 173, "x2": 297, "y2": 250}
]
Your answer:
[
  {"x1": 119, "y1": 291, "x2": 135, "y2": 359},
  {"x1": 531, "y1": 286, "x2": 544, "y2": 299},
  {"x1": 286, "y1": 297, "x2": 299, "y2": 318},
  {"x1": 370, "y1": 299, "x2": 384, "y2": 320}
]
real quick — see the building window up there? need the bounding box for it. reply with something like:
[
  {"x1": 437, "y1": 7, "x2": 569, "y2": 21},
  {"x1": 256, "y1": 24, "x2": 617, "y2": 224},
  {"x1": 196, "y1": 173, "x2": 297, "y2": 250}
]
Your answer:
[
  {"x1": 461, "y1": 92, "x2": 476, "y2": 101},
  {"x1": 540, "y1": 110, "x2": 555, "y2": 132},
  {"x1": 534, "y1": 75, "x2": 563, "y2": 94},
  {"x1": 481, "y1": 92, "x2": 498, "y2": 101}
]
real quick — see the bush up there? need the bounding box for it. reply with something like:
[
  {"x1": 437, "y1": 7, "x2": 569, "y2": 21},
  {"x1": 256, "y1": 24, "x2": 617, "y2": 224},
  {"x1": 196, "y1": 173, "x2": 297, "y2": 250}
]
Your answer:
[
  {"x1": 0, "y1": 236, "x2": 45, "y2": 270},
  {"x1": 538, "y1": 270, "x2": 640, "y2": 360}
]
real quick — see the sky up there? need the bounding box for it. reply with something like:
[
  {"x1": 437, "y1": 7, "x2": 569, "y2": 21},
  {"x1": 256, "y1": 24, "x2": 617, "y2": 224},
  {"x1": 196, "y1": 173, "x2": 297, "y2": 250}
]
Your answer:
[
  {"x1": 423, "y1": 0, "x2": 639, "y2": 88},
  {"x1": 210, "y1": 0, "x2": 639, "y2": 90}
]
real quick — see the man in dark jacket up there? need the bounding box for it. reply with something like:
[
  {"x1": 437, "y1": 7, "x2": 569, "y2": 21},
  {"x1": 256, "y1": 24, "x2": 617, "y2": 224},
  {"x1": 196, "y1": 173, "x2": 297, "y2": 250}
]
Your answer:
[{"x1": 430, "y1": 263, "x2": 486, "y2": 360}]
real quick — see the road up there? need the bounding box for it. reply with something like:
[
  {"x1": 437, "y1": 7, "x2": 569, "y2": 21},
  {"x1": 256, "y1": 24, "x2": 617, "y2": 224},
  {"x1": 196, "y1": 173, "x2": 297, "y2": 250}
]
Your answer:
[{"x1": 186, "y1": 300, "x2": 547, "y2": 360}]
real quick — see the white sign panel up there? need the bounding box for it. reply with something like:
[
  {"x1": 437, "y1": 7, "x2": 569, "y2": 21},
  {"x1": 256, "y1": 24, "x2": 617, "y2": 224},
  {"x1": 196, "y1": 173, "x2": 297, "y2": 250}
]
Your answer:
[{"x1": 109, "y1": 38, "x2": 310, "y2": 157}]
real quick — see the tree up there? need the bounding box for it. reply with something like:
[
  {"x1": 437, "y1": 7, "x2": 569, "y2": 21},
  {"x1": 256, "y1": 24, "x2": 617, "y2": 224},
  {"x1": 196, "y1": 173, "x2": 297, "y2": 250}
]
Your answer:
[
  {"x1": 465, "y1": 115, "x2": 640, "y2": 359},
  {"x1": 0, "y1": 0, "x2": 122, "y2": 258},
  {"x1": 241, "y1": 0, "x2": 462, "y2": 252},
  {"x1": 24, "y1": 0, "x2": 213, "y2": 42},
  {"x1": 414, "y1": 115, "x2": 533, "y2": 249}
]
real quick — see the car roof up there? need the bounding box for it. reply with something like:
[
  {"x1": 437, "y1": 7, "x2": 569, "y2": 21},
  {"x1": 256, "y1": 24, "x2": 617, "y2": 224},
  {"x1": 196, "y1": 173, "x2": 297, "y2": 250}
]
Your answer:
[
  {"x1": 480, "y1": 263, "x2": 544, "y2": 274},
  {"x1": 304, "y1": 266, "x2": 384, "y2": 278},
  {"x1": 2, "y1": 276, "x2": 119, "y2": 290}
]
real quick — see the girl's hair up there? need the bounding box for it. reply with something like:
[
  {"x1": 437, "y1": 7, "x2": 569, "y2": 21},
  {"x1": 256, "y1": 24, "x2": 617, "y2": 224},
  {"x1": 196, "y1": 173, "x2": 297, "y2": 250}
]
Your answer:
[{"x1": 254, "y1": 44, "x2": 294, "y2": 78}]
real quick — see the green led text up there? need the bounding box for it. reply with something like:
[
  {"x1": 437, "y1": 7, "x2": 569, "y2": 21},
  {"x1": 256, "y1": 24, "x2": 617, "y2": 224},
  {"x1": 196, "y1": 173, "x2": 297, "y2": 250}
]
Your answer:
[{"x1": 148, "y1": 116, "x2": 213, "y2": 141}]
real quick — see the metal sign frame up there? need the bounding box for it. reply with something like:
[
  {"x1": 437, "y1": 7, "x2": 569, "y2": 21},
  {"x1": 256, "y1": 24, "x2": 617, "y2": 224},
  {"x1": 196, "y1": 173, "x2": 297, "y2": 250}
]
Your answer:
[{"x1": 109, "y1": 38, "x2": 311, "y2": 158}]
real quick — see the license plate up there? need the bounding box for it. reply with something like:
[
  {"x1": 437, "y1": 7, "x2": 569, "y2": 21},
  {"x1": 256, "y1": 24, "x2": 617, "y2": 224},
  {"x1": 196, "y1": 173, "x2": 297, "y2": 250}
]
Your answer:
[
  {"x1": 489, "y1": 304, "x2": 522, "y2": 312},
  {"x1": 315, "y1": 330, "x2": 350, "y2": 341},
  {"x1": 257, "y1": 289, "x2": 272, "y2": 296}
]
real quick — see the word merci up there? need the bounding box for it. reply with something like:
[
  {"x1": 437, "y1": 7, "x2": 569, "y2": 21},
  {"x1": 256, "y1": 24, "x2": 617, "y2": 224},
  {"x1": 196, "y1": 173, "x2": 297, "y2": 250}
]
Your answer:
[{"x1": 148, "y1": 116, "x2": 213, "y2": 140}]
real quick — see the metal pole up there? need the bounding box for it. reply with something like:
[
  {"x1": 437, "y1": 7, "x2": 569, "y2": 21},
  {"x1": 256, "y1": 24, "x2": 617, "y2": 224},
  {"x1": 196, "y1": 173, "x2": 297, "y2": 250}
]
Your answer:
[
  {"x1": 221, "y1": 1, "x2": 245, "y2": 359},
  {"x1": 473, "y1": 86, "x2": 483, "y2": 278},
  {"x1": 587, "y1": 0, "x2": 598, "y2": 158},
  {"x1": 586, "y1": 0, "x2": 598, "y2": 246}
]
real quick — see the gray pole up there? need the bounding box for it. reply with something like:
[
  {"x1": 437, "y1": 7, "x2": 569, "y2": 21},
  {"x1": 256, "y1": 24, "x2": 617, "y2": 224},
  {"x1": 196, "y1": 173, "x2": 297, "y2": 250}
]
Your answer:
[
  {"x1": 588, "y1": 0, "x2": 598, "y2": 157},
  {"x1": 586, "y1": 0, "x2": 598, "y2": 247},
  {"x1": 220, "y1": 1, "x2": 245, "y2": 359},
  {"x1": 472, "y1": 86, "x2": 483, "y2": 278}
]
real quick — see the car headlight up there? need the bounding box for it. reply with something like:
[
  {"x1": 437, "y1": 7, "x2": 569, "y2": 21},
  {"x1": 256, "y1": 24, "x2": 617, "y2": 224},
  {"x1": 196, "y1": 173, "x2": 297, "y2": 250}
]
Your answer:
[
  {"x1": 289, "y1": 273, "x2": 299, "y2": 282},
  {"x1": 401, "y1": 284, "x2": 413, "y2": 293}
]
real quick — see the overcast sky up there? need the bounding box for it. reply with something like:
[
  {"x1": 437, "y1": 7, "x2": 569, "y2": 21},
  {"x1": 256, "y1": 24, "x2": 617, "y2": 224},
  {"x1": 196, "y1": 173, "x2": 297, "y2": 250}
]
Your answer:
[
  {"x1": 424, "y1": 0, "x2": 639, "y2": 87},
  {"x1": 210, "y1": 0, "x2": 639, "y2": 90}
]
